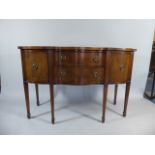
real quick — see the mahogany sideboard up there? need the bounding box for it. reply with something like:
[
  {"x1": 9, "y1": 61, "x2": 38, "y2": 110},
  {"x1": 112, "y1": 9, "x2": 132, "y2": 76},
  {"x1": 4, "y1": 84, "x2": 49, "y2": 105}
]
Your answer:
[{"x1": 18, "y1": 46, "x2": 136, "y2": 124}]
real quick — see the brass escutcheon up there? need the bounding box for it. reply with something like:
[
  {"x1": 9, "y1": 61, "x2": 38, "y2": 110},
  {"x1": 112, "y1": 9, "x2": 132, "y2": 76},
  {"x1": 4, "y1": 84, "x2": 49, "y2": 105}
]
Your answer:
[
  {"x1": 93, "y1": 56, "x2": 99, "y2": 63},
  {"x1": 60, "y1": 71, "x2": 66, "y2": 80},
  {"x1": 32, "y1": 63, "x2": 38, "y2": 71},
  {"x1": 60, "y1": 55, "x2": 67, "y2": 61},
  {"x1": 119, "y1": 64, "x2": 125, "y2": 72}
]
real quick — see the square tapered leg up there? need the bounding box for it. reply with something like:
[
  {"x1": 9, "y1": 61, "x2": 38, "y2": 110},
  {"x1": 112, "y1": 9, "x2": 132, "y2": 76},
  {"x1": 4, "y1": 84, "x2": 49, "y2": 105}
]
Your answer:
[
  {"x1": 35, "y1": 84, "x2": 40, "y2": 106},
  {"x1": 23, "y1": 82, "x2": 31, "y2": 119},
  {"x1": 49, "y1": 84, "x2": 55, "y2": 124},
  {"x1": 114, "y1": 84, "x2": 118, "y2": 105},
  {"x1": 102, "y1": 84, "x2": 108, "y2": 123},
  {"x1": 123, "y1": 82, "x2": 131, "y2": 117}
]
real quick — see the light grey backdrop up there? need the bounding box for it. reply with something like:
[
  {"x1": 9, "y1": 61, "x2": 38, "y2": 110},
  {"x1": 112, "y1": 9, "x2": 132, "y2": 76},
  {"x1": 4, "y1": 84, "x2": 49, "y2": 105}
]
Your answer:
[{"x1": 0, "y1": 19, "x2": 154, "y2": 102}]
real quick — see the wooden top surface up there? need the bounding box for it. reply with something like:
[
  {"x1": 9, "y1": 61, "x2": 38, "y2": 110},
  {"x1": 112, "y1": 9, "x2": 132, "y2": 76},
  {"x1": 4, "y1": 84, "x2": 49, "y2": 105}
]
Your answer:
[{"x1": 18, "y1": 46, "x2": 136, "y2": 52}]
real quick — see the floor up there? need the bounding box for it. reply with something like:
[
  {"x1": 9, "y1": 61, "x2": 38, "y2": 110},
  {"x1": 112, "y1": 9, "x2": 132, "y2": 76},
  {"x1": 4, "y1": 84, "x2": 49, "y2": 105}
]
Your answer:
[{"x1": 0, "y1": 91, "x2": 155, "y2": 135}]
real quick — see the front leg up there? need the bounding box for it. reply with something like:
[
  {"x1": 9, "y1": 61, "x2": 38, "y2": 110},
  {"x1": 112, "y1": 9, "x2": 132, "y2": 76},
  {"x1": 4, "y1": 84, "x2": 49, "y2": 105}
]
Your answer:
[
  {"x1": 49, "y1": 84, "x2": 55, "y2": 124},
  {"x1": 23, "y1": 82, "x2": 31, "y2": 119},
  {"x1": 35, "y1": 84, "x2": 40, "y2": 106},
  {"x1": 102, "y1": 84, "x2": 108, "y2": 123},
  {"x1": 123, "y1": 82, "x2": 131, "y2": 117},
  {"x1": 114, "y1": 84, "x2": 118, "y2": 105}
]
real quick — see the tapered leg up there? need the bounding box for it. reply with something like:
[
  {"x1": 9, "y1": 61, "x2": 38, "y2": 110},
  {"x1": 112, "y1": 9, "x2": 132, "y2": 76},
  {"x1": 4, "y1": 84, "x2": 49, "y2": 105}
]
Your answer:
[
  {"x1": 23, "y1": 82, "x2": 31, "y2": 119},
  {"x1": 49, "y1": 84, "x2": 55, "y2": 124},
  {"x1": 114, "y1": 84, "x2": 118, "y2": 105},
  {"x1": 35, "y1": 84, "x2": 40, "y2": 106},
  {"x1": 123, "y1": 82, "x2": 131, "y2": 117},
  {"x1": 102, "y1": 84, "x2": 108, "y2": 123}
]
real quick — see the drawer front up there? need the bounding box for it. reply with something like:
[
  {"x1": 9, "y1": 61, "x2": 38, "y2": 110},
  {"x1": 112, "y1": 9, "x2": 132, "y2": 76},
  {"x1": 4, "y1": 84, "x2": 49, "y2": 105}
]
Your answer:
[
  {"x1": 79, "y1": 52, "x2": 105, "y2": 66},
  {"x1": 54, "y1": 50, "x2": 79, "y2": 66},
  {"x1": 108, "y1": 52, "x2": 133, "y2": 83},
  {"x1": 53, "y1": 67, "x2": 104, "y2": 85},
  {"x1": 55, "y1": 51, "x2": 105, "y2": 67},
  {"x1": 23, "y1": 50, "x2": 48, "y2": 83}
]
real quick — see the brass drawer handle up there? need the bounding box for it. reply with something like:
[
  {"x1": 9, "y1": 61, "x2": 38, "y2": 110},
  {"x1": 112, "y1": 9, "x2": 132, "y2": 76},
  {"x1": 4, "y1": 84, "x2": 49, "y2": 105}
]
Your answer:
[
  {"x1": 93, "y1": 71, "x2": 101, "y2": 82},
  {"x1": 93, "y1": 56, "x2": 99, "y2": 63},
  {"x1": 94, "y1": 71, "x2": 98, "y2": 78},
  {"x1": 60, "y1": 71, "x2": 66, "y2": 76},
  {"x1": 60, "y1": 55, "x2": 67, "y2": 61},
  {"x1": 32, "y1": 63, "x2": 38, "y2": 71},
  {"x1": 119, "y1": 64, "x2": 125, "y2": 72},
  {"x1": 94, "y1": 71, "x2": 102, "y2": 83},
  {"x1": 60, "y1": 71, "x2": 66, "y2": 80}
]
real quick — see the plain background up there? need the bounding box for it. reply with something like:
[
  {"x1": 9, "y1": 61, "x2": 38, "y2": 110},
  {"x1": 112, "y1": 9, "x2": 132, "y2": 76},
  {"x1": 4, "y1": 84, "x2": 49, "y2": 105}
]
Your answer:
[
  {"x1": 0, "y1": 19, "x2": 155, "y2": 100},
  {"x1": 1, "y1": 0, "x2": 155, "y2": 154},
  {"x1": 1, "y1": 19, "x2": 155, "y2": 135}
]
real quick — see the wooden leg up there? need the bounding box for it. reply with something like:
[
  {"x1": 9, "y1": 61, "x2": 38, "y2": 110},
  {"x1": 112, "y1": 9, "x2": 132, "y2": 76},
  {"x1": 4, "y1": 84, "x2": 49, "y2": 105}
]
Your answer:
[
  {"x1": 35, "y1": 84, "x2": 40, "y2": 106},
  {"x1": 102, "y1": 84, "x2": 108, "y2": 123},
  {"x1": 49, "y1": 84, "x2": 55, "y2": 124},
  {"x1": 114, "y1": 84, "x2": 118, "y2": 105},
  {"x1": 23, "y1": 82, "x2": 31, "y2": 119},
  {"x1": 123, "y1": 82, "x2": 131, "y2": 117}
]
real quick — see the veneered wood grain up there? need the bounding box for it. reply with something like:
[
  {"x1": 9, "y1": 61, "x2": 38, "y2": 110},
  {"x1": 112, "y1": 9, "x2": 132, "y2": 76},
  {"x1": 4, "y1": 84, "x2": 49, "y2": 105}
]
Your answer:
[
  {"x1": 108, "y1": 51, "x2": 133, "y2": 84},
  {"x1": 23, "y1": 50, "x2": 48, "y2": 83},
  {"x1": 19, "y1": 46, "x2": 136, "y2": 124}
]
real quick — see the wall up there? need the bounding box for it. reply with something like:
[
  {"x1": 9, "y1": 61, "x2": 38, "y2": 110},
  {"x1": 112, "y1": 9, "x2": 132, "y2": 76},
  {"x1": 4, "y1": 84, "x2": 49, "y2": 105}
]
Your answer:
[{"x1": 0, "y1": 19, "x2": 154, "y2": 102}]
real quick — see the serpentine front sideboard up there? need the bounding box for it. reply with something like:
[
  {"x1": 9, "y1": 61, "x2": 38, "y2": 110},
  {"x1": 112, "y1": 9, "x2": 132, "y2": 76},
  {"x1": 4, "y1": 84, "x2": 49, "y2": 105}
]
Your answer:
[{"x1": 18, "y1": 46, "x2": 136, "y2": 124}]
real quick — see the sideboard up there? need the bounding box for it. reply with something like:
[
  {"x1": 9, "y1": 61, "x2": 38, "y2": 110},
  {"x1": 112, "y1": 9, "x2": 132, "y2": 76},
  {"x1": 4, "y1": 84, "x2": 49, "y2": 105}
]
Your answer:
[{"x1": 18, "y1": 46, "x2": 136, "y2": 124}]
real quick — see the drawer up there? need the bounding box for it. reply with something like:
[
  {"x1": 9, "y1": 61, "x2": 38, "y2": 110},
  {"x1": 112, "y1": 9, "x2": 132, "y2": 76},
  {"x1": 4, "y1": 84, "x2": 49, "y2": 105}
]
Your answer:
[
  {"x1": 79, "y1": 52, "x2": 105, "y2": 66},
  {"x1": 55, "y1": 51, "x2": 105, "y2": 67},
  {"x1": 53, "y1": 67, "x2": 104, "y2": 85},
  {"x1": 22, "y1": 50, "x2": 48, "y2": 83},
  {"x1": 54, "y1": 50, "x2": 79, "y2": 66},
  {"x1": 80, "y1": 67, "x2": 105, "y2": 84}
]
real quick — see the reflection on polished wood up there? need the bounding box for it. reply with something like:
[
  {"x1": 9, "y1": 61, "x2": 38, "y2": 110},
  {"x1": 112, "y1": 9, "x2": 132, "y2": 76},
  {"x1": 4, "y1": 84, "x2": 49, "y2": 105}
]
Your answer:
[{"x1": 18, "y1": 46, "x2": 136, "y2": 124}]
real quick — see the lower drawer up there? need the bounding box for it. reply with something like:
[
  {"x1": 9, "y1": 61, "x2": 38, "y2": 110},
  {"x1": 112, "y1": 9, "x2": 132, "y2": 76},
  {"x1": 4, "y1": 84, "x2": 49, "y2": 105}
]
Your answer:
[{"x1": 53, "y1": 67, "x2": 105, "y2": 85}]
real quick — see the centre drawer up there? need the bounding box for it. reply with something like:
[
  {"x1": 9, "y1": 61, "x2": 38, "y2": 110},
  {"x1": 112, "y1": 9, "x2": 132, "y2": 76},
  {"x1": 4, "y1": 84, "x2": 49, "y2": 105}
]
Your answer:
[
  {"x1": 79, "y1": 52, "x2": 105, "y2": 66},
  {"x1": 54, "y1": 51, "x2": 78, "y2": 66},
  {"x1": 53, "y1": 67, "x2": 105, "y2": 85},
  {"x1": 54, "y1": 51, "x2": 105, "y2": 67}
]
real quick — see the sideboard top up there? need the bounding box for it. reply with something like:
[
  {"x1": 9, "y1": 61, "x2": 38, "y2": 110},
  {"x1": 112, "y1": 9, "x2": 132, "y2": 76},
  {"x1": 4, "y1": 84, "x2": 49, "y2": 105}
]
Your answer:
[{"x1": 18, "y1": 46, "x2": 136, "y2": 52}]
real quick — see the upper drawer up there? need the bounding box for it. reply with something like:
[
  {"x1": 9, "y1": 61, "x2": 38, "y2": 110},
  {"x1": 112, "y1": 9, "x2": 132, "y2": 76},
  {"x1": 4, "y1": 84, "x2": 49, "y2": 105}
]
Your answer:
[
  {"x1": 79, "y1": 52, "x2": 105, "y2": 66},
  {"x1": 54, "y1": 51, "x2": 105, "y2": 66},
  {"x1": 54, "y1": 51, "x2": 79, "y2": 66}
]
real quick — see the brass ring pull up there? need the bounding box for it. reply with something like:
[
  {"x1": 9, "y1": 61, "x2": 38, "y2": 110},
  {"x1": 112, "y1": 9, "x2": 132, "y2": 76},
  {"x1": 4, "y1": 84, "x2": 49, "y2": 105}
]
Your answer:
[
  {"x1": 60, "y1": 71, "x2": 66, "y2": 76},
  {"x1": 60, "y1": 71, "x2": 66, "y2": 80},
  {"x1": 60, "y1": 55, "x2": 67, "y2": 61},
  {"x1": 93, "y1": 71, "x2": 101, "y2": 82},
  {"x1": 94, "y1": 71, "x2": 98, "y2": 78},
  {"x1": 120, "y1": 64, "x2": 125, "y2": 72},
  {"x1": 93, "y1": 56, "x2": 99, "y2": 63},
  {"x1": 32, "y1": 63, "x2": 38, "y2": 71}
]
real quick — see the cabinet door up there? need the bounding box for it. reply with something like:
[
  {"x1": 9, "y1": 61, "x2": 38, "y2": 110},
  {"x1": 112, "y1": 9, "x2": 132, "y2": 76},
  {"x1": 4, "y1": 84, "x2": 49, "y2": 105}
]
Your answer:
[
  {"x1": 108, "y1": 52, "x2": 133, "y2": 84},
  {"x1": 23, "y1": 50, "x2": 48, "y2": 83}
]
